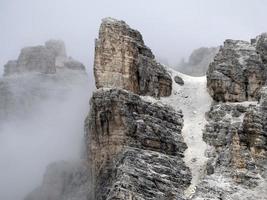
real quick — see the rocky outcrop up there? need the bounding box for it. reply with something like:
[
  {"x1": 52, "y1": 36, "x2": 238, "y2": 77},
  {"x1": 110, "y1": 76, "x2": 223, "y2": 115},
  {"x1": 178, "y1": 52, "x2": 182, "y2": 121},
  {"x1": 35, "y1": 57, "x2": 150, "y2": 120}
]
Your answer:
[
  {"x1": 0, "y1": 40, "x2": 88, "y2": 122},
  {"x1": 85, "y1": 18, "x2": 191, "y2": 200},
  {"x1": 192, "y1": 90, "x2": 267, "y2": 199},
  {"x1": 94, "y1": 18, "x2": 172, "y2": 97},
  {"x1": 85, "y1": 89, "x2": 191, "y2": 200},
  {"x1": 207, "y1": 37, "x2": 267, "y2": 102},
  {"x1": 25, "y1": 161, "x2": 91, "y2": 200},
  {"x1": 3, "y1": 40, "x2": 85, "y2": 76},
  {"x1": 177, "y1": 47, "x2": 219, "y2": 76}
]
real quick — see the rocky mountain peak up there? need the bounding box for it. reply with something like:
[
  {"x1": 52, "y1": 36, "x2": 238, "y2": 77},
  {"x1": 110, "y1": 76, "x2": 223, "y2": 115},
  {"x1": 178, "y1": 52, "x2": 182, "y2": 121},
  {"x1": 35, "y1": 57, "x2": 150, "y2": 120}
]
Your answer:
[
  {"x1": 94, "y1": 18, "x2": 172, "y2": 97},
  {"x1": 3, "y1": 40, "x2": 85, "y2": 76}
]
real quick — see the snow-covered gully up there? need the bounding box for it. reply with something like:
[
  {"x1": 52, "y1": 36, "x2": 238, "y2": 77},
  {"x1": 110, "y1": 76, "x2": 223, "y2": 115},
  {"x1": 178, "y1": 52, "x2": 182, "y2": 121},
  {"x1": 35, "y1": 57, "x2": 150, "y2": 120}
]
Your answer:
[
  {"x1": 162, "y1": 69, "x2": 212, "y2": 198},
  {"x1": 142, "y1": 68, "x2": 212, "y2": 198}
]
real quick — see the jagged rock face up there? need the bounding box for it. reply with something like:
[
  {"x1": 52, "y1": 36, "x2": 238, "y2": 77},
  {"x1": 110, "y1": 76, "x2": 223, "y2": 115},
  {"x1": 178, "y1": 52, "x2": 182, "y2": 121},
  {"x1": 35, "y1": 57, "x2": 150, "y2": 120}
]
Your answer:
[
  {"x1": 24, "y1": 161, "x2": 91, "y2": 200},
  {"x1": 3, "y1": 40, "x2": 85, "y2": 76},
  {"x1": 194, "y1": 92, "x2": 267, "y2": 199},
  {"x1": 203, "y1": 103, "x2": 261, "y2": 185},
  {"x1": 207, "y1": 39, "x2": 267, "y2": 102},
  {"x1": 177, "y1": 47, "x2": 219, "y2": 76},
  {"x1": 94, "y1": 18, "x2": 172, "y2": 97},
  {"x1": 85, "y1": 89, "x2": 191, "y2": 200}
]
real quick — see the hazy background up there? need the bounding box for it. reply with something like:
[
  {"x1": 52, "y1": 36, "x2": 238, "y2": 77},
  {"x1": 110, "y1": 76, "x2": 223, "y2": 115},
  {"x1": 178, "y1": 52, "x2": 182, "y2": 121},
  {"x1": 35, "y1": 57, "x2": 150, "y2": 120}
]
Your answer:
[{"x1": 1, "y1": 0, "x2": 267, "y2": 76}]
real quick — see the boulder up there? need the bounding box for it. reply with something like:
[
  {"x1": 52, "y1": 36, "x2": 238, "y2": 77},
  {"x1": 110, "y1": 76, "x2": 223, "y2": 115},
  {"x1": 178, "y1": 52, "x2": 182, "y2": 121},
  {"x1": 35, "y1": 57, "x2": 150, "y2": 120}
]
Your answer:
[{"x1": 174, "y1": 75, "x2": 184, "y2": 85}]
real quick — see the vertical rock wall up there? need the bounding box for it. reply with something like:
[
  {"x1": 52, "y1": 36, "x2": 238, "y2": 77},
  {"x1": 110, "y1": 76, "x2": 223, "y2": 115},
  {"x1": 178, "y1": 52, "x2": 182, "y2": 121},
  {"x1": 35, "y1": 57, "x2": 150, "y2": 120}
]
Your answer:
[
  {"x1": 87, "y1": 18, "x2": 191, "y2": 200},
  {"x1": 94, "y1": 18, "x2": 172, "y2": 97},
  {"x1": 86, "y1": 89, "x2": 191, "y2": 200}
]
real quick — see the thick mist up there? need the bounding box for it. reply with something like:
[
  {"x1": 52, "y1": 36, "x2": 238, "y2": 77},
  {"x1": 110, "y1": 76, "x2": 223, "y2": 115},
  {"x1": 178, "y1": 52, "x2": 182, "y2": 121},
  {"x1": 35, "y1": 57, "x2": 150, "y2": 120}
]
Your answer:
[
  {"x1": 0, "y1": 72, "x2": 90, "y2": 200},
  {"x1": 1, "y1": 0, "x2": 267, "y2": 74}
]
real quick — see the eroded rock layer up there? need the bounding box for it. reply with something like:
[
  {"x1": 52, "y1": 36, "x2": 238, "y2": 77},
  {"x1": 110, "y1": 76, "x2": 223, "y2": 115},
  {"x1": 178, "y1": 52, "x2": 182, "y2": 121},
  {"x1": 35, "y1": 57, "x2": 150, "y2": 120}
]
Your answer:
[
  {"x1": 207, "y1": 37, "x2": 267, "y2": 102},
  {"x1": 85, "y1": 88, "x2": 191, "y2": 200},
  {"x1": 94, "y1": 18, "x2": 172, "y2": 97},
  {"x1": 192, "y1": 89, "x2": 267, "y2": 199}
]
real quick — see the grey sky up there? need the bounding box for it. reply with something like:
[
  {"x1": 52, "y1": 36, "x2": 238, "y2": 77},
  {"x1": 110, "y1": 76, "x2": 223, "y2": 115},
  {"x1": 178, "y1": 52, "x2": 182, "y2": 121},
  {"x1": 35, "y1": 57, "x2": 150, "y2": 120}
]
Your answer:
[{"x1": 1, "y1": 0, "x2": 267, "y2": 76}]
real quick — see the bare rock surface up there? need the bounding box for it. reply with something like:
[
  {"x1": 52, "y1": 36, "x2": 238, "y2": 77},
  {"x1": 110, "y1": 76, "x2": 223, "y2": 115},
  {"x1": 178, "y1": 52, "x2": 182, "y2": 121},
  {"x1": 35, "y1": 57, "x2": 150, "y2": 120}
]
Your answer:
[
  {"x1": 94, "y1": 18, "x2": 172, "y2": 97},
  {"x1": 174, "y1": 75, "x2": 184, "y2": 85},
  {"x1": 193, "y1": 95, "x2": 267, "y2": 199},
  {"x1": 85, "y1": 88, "x2": 191, "y2": 200},
  {"x1": 207, "y1": 37, "x2": 267, "y2": 102}
]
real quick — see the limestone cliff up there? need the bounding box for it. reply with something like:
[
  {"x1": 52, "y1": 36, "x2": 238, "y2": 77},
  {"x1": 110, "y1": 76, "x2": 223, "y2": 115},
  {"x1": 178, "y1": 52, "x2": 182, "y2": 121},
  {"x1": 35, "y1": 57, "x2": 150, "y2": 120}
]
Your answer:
[
  {"x1": 87, "y1": 18, "x2": 191, "y2": 200},
  {"x1": 94, "y1": 18, "x2": 172, "y2": 97},
  {"x1": 23, "y1": 19, "x2": 190, "y2": 200},
  {"x1": 194, "y1": 34, "x2": 267, "y2": 200},
  {"x1": 22, "y1": 21, "x2": 267, "y2": 200},
  {"x1": 86, "y1": 89, "x2": 190, "y2": 199}
]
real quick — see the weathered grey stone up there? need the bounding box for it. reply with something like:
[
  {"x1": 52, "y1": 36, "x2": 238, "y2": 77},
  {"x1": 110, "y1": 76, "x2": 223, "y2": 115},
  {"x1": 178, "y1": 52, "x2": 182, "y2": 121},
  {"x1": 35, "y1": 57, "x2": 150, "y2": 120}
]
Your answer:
[
  {"x1": 85, "y1": 88, "x2": 191, "y2": 200},
  {"x1": 94, "y1": 18, "x2": 172, "y2": 97},
  {"x1": 174, "y1": 75, "x2": 184, "y2": 85},
  {"x1": 195, "y1": 94, "x2": 267, "y2": 199},
  {"x1": 207, "y1": 39, "x2": 267, "y2": 102}
]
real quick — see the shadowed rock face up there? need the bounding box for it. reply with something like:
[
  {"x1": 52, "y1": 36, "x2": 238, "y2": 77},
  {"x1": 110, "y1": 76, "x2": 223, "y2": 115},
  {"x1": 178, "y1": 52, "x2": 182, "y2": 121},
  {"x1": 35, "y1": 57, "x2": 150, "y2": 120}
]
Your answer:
[
  {"x1": 3, "y1": 40, "x2": 85, "y2": 76},
  {"x1": 94, "y1": 18, "x2": 172, "y2": 97},
  {"x1": 207, "y1": 37, "x2": 267, "y2": 102},
  {"x1": 85, "y1": 89, "x2": 191, "y2": 200}
]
